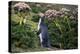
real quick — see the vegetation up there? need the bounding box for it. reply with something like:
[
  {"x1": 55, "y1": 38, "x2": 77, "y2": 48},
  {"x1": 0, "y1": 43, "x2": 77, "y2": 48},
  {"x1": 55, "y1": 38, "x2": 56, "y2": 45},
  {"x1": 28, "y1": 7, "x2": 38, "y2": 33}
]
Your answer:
[{"x1": 9, "y1": 1, "x2": 78, "y2": 53}]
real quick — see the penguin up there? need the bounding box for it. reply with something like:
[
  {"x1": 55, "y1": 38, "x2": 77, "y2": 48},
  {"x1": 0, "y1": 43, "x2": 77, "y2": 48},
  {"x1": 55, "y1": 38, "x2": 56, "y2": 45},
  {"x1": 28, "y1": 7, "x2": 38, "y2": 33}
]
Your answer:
[{"x1": 38, "y1": 16, "x2": 51, "y2": 48}]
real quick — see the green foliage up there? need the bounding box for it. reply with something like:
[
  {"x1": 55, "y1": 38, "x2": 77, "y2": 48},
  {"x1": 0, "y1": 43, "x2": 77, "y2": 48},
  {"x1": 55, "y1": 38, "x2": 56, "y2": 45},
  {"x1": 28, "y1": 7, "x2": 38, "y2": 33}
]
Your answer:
[
  {"x1": 31, "y1": 15, "x2": 40, "y2": 22},
  {"x1": 11, "y1": 21, "x2": 40, "y2": 52},
  {"x1": 47, "y1": 16, "x2": 78, "y2": 49}
]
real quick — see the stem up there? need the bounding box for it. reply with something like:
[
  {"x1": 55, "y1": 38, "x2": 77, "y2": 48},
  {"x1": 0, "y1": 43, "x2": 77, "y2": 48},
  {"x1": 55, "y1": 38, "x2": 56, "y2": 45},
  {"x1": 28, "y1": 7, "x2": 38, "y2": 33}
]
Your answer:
[
  {"x1": 54, "y1": 20, "x2": 63, "y2": 34},
  {"x1": 65, "y1": 16, "x2": 71, "y2": 30}
]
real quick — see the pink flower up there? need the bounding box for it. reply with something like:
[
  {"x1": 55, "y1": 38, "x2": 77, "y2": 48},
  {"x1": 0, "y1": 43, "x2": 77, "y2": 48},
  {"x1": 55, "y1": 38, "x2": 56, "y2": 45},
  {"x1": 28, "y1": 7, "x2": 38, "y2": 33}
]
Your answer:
[
  {"x1": 13, "y1": 2, "x2": 31, "y2": 11},
  {"x1": 44, "y1": 9, "x2": 63, "y2": 20}
]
